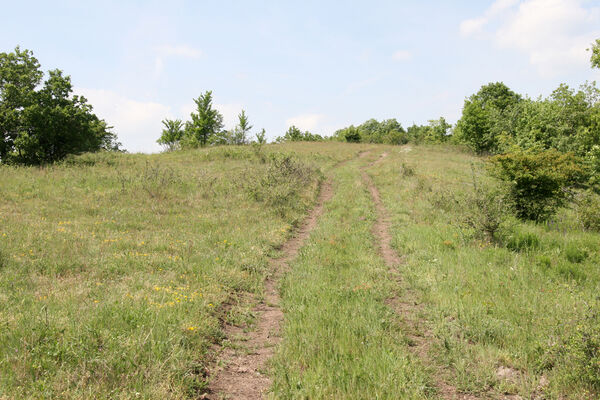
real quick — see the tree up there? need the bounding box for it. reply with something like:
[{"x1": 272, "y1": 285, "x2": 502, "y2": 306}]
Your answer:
[
  {"x1": 186, "y1": 91, "x2": 223, "y2": 147},
  {"x1": 590, "y1": 39, "x2": 600, "y2": 69},
  {"x1": 343, "y1": 126, "x2": 361, "y2": 142},
  {"x1": 456, "y1": 82, "x2": 521, "y2": 153},
  {"x1": 233, "y1": 109, "x2": 252, "y2": 145},
  {"x1": 157, "y1": 119, "x2": 184, "y2": 151},
  {"x1": 0, "y1": 47, "x2": 119, "y2": 164}
]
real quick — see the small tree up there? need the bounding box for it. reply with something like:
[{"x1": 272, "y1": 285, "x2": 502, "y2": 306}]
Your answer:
[
  {"x1": 157, "y1": 119, "x2": 184, "y2": 151},
  {"x1": 186, "y1": 91, "x2": 223, "y2": 147},
  {"x1": 489, "y1": 148, "x2": 588, "y2": 221},
  {"x1": 233, "y1": 109, "x2": 252, "y2": 145}
]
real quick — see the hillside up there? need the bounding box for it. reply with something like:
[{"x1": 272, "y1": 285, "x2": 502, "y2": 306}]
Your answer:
[{"x1": 1, "y1": 143, "x2": 599, "y2": 399}]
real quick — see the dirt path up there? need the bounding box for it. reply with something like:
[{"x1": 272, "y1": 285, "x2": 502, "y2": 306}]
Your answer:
[
  {"x1": 361, "y1": 152, "x2": 480, "y2": 400},
  {"x1": 206, "y1": 151, "x2": 367, "y2": 399}
]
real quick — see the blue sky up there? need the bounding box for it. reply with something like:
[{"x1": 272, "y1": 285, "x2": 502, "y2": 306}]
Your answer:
[{"x1": 1, "y1": 0, "x2": 599, "y2": 152}]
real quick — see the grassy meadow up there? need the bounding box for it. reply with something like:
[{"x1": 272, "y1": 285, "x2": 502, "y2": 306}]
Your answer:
[
  {"x1": 0, "y1": 143, "x2": 365, "y2": 398},
  {"x1": 369, "y1": 145, "x2": 600, "y2": 399},
  {"x1": 1, "y1": 142, "x2": 599, "y2": 399}
]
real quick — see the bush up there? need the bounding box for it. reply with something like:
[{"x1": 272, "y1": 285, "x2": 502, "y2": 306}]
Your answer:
[
  {"x1": 489, "y1": 148, "x2": 588, "y2": 221},
  {"x1": 246, "y1": 154, "x2": 316, "y2": 215},
  {"x1": 462, "y1": 173, "x2": 511, "y2": 242},
  {"x1": 575, "y1": 190, "x2": 600, "y2": 231}
]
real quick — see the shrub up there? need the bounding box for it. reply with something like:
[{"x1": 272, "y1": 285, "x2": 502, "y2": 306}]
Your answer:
[
  {"x1": 575, "y1": 190, "x2": 600, "y2": 231},
  {"x1": 462, "y1": 173, "x2": 511, "y2": 242},
  {"x1": 246, "y1": 154, "x2": 316, "y2": 215},
  {"x1": 489, "y1": 148, "x2": 588, "y2": 221}
]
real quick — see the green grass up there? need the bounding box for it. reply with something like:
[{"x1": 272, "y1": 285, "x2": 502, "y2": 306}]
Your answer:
[
  {"x1": 369, "y1": 145, "x2": 600, "y2": 399},
  {"x1": 2, "y1": 142, "x2": 599, "y2": 399},
  {"x1": 0, "y1": 143, "x2": 365, "y2": 399},
  {"x1": 270, "y1": 150, "x2": 433, "y2": 399}
]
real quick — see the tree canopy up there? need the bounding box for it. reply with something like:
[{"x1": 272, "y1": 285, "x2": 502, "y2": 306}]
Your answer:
[{"x1": 0, "y1": 47, "x2": 119, "y2": 164}]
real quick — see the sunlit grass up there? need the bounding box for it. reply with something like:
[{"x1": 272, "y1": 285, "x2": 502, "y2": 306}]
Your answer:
[{"x1": 0, "y1": 142, "x2": 366, "y2": 398}]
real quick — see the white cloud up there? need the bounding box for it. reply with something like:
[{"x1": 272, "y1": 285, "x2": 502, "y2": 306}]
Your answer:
[
  {"x1": 459, "y1": 0, "x2": 600, "y2": 76},
  {"x1": 459, "y1": 0, "x2": 519, "y2": 36},
  {"x1": 392, "y1": 50, "x2": 412, "y2": 61},
  {"x1": 459, "y1": 17, "x2": 488, "y2": 36},
  {"x1": 285, "y1": 114, "x2": 325, "y2": 131},
  {"x1": 78, "y1": 88, "x2": 171, "y2": 153}
]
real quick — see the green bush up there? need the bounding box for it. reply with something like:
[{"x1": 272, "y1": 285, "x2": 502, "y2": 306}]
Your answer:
[
  {"x1": 575, "y1": 190, "x2": 600, "y2": 231},
  {"x1": 462, "y1": 175, "x2": 511, "y2": 242},
  {"x1": 246, "y1": 154, "x2": 317, "y2": 215},
  {"x1": 489, "y1": 148, "x2": 588, "y2": 221}
]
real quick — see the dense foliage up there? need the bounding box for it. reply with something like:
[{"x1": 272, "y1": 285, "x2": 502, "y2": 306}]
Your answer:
[
  {"x1": 0, "y1": 47, "x2": 119, "y2": 164},
  {"x1": 334, "y1": 117, "x2": 451, "y2": 144},
  {"x1": 275, "y1": 125, "x2": 324, "y2": 142},
  {"x1": 489, "y1": 148, "x2": 588, "y2": 221}
]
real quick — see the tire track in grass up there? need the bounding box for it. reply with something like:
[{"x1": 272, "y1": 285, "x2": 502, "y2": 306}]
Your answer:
[
  {"x1": 206, "y1": 151, "x2": 368, "y2": 399},
  {"x1": 361, "y1": 151, "x2": 480, "y2": 400}
]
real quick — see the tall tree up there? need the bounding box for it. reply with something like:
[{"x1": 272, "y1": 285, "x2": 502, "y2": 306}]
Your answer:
[{"x1": 187, "y1": 91, "x2": 223, "y2": 147}]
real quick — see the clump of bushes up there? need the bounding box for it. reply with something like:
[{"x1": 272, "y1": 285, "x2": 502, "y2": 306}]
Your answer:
[
  {"x1": 246, "y1": 154, "x2": 317, "y2": 215},
  {"x1": 488, "y1": 148, "x2": 588, "y2": 221}
]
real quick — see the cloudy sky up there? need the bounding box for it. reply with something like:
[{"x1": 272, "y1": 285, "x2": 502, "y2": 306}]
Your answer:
[{"x1": 2, "y1": 0, "x2": 599, "y2": 152}]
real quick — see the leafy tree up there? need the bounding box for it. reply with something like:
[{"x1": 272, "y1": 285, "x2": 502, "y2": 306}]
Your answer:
[
  {"x1": 426, "y1": 117, "x2": 451, "y2": 142},
  {"x1": 0, "y1": 47, "x2": 119, "y2": 164},
  {"x1": 157, "y1": 119, "x2": 184, "y2": 151},
  {"x1": 186, "y1": 91, "x2": 223, "y2": 147},
  {"x1": 590, "y1": 38, "x2": 600, "y2": 69},
  {"x1": 343, "y1": 126, "x2": 361, "y2": 142},
  {"x1": 489, "y1": 148, "x2": 588, "y2": 221},
  {"x1": 456, "y1": 82, "x2": 521, "y2": 153}
]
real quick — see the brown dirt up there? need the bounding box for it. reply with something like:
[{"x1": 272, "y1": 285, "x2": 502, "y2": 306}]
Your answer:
[
  {"x1": 361, "y1": 152, "x2": 481, "y2": 400},
  {"x1": 205, "y1": 152, "x2": 365, "y2": 399}
]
